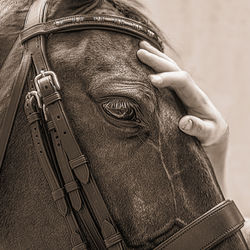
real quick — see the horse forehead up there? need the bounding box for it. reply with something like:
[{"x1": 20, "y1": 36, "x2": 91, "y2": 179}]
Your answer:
[
  {"x1": 68, "y1": 30, "x2": 153, "y2": 84},
  {"x1": 47, "y1": 0, "x2": 119, "y2": 19}
]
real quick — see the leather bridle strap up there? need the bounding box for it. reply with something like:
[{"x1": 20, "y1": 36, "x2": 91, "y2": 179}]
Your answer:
[
  {"x1": 20, "y1": 15, "x2": 163, "y2": 51},
  {"x1": 47, "y1": 118, "x2": 83, "y2": 212},
  {"x1": 46, "y1": 116, "x2": 111, "y2": 249},
  {"x1": 24, "y1": 93, "x2": 88, "y2": 250},
  {"x1": 154, "y1": 200, "x2": 245, "y2": 250},
  {"x1": 0, "y1": 53, "x2": 31, "y2": 169},
  {"x1": 36, "y1": 66, "x2": 124, "y2": 250},
  {"x1": 22, "y1": 0, "x2": 125, "y2": 249}
]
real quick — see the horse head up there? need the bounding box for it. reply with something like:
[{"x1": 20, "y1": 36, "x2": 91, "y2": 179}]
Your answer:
[{"x1": 0, "y1": 0, "x2": 247, "y2": 249}]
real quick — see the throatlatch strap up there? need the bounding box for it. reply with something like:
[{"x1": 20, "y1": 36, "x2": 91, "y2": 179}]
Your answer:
[{"x1": 154, "y1": 200, "x2": 245, "y2": 250}]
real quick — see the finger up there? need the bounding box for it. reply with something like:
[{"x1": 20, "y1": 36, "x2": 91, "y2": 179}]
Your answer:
[
  {"x1": 137, "y1": 49, "x2": 180, "y2": 72},
  {"x1": 139, "y1": 41, "x2": 177, "y2": 65},
  {"x1": 179, "y1": 115, "x2": 215, "y2": 145},
  {"x1": 149, "y1": 71, "x2": 215, "y2": 115}
]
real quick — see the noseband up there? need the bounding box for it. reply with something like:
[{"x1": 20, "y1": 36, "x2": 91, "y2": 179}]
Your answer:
[{"x1": 0, "y1": 0, "x2": 246, "y2": 249}]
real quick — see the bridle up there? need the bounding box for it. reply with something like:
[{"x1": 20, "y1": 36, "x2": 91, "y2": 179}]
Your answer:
[{"x1": 0, "y1": 0, "x2": 247, "y2": 249}]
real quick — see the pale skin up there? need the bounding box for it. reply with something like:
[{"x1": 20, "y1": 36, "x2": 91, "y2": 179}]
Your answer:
[
  {"x1": 137, "y1": 41, "x2": 250, "y2": 246},
  {"x1": 137, "y1": 40, "x2": 228, "y2": 192}
]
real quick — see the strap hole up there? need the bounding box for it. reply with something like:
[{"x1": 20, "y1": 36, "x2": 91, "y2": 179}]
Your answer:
[
  {"x1": 57, "y1": 115, "x2": 60, "y2": 119},
  {"x1": 56, "y1": 136, "x2": 59, "y2": 139},
  {"x1": 63, "y1": 131, "x2": 66, "y2": 134},
  {"x1": 45, "y1": 85, "x2": 48, "y2": 89},
  {"x1": 57, "y1": 143, "x2": 60, "y2": 146},
  {"x1": 40, "y1": 151, "x2": 42, "y2": 154}
]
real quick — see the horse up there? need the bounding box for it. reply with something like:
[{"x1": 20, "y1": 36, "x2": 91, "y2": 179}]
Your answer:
[{"x1": 0, "y1": 0, "x2": 249, "y2": 249}]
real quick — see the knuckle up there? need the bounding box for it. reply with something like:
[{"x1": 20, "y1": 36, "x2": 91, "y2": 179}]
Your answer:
[
  {"x1": 192, "y1": 120, "x2": 202, "y2": 133},
  {"x1": 196, "y1": 123, "x2": 204, "y2": 136},
  {"x1": 180, "y1": 71, "x2": 191, "y2": 82},
  {"x1": 190, "y1": 121, "x2": 205, "y2": 138},
  {"x1": 218, "y1": 121, "x2": 229, "y2": 137},
  {"x1": 214, "y1": 117, "x2": 228, "y2": 134}
]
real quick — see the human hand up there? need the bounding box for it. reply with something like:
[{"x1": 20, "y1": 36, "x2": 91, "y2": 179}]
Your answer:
[{"x1": 137, "y1": 41, "x2": 228, "y2": 192}]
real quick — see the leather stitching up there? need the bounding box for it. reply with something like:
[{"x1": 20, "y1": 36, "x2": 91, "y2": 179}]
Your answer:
[
  {"x1": 201, "y1": 220, "x2": 244, "y2": 250},
  {"x1": 163, "y1": 202, "x2": 229, "y2": 245},
  {"x1": 156, "y1": 201, "x2": 243, "y2": 250}
]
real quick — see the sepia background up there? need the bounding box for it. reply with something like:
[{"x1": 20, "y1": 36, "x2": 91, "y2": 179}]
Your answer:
[{"x1": 143, "y1": 0, "x2": 250, "y2": 217}]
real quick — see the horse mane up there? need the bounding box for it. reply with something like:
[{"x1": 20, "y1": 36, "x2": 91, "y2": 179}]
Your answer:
[{"x1": 105, "y1": 0, "x2": 168, "y2": 46}]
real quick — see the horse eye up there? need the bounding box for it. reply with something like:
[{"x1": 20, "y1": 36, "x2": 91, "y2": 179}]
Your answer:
[{"x1": 102, "y1": 100, "x2": 137, "y2": 121}]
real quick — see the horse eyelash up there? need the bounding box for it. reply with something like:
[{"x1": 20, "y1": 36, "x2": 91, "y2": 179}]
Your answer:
[{"x1": 104, "y1": 99, "x2": 137, "y2": 110}]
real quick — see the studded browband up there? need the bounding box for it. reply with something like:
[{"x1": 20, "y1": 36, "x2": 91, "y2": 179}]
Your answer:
[
  {"x1": 0, "y1": 0, "x2": 247, "y2": 249},
  {"x1": 20, "y1": 14, "x2": 164, "y2": 51}
]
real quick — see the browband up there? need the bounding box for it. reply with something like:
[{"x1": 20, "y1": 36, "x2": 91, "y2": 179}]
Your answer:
[{"x1": 20, "y1": 14, "x2": 164, "y2": 51}]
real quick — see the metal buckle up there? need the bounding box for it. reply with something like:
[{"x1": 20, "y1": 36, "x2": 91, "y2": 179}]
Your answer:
[
  {"x1": 43, "y1": 104, "x2": 48, "y2": 121},
  {"x1": 26, "y1": 91, "x2": 42, "y2": 109},
  {"x1": 34, "y1": 70, "x2": 61, "y2": 96}
]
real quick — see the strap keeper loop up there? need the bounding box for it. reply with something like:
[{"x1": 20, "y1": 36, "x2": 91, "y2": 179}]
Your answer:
[
  {"x1": 47, "y1": 120, "x2": 55, "y2": 131},
  {"x1": 43, "y1": 92, "x2": 61, "y2": 106},
  {"x1": 104, "y1": 232, "x2": 123, "y2": 248},
  {"x1": 52, "y1": 188, "x2": 65, "y2": 201},
  {"x1": 27, "y1": 112, "x2": 41, "y2": 124},
  {"x1": 69, "y1": 155, "x2": 88, "y2": 170},
  {"x1": 65, "y1": 181, "x2": 79, "y2": 193},
  {"x1": 72, "y1": 242, "x2": 87, "y2": 250}
]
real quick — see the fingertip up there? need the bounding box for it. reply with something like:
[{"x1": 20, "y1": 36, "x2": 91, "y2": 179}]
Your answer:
[
  {"x1": 149, "y1": 74, "x2": 163, "y2": 85},
  {"x1": 137, "y1": 48, "x2": 147, "y2": 58},
  {"x1": 139, "y1": 40, "x2": 151, "y2": 49},
  {"x1": 179, "y1": 118, "x2": 193, "y2": 132}
]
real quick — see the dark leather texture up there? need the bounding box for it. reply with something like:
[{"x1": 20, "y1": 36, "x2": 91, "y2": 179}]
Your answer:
[
  {"x1": 0, "y1": 53, "x2": 31, "y2": 169},
  {"x1": 155, "y1": 200, "x2": 245, "y2": 250},
  {"x1": 20, "y1": 14, "x2": 163, "y2": 51}
]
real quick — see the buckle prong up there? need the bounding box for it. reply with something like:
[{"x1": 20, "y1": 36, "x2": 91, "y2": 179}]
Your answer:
[{"x1": 27, "y1": 91, "x2": 42, "y2": 109}]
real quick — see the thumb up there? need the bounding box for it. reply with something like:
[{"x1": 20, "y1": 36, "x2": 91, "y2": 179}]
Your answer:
[{"x1": 179, "y1": 115, "x2": 214, "y2": 144}]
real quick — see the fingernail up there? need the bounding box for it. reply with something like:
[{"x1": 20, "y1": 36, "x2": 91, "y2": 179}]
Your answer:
[
  {"x1": 149, "y1": 75, "x2": 162, "y2": 84},
  {"x1": 140, "y1": 40, "x2": 150, "y2": 47},
  {"x1": 182, "y1": 119, "x2": 192, "y2": 131},
  {"x1": 137, "y1": 49, "x2": 146, "y2": 56}
]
